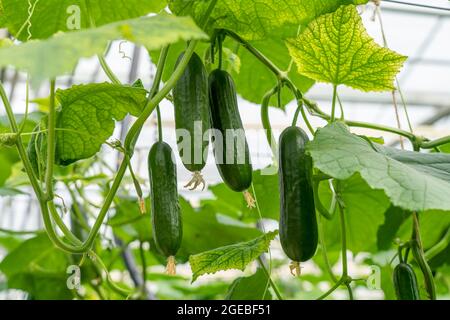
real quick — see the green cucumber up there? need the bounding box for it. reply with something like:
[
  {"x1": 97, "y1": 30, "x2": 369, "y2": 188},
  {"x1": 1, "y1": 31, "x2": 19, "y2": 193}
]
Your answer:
[
  {"x1": 393, "y1": 263, "x2": 420, "y2": 300},
  {"x1": 279, "y1": 126, "x2": 318, "y2": 266},
  {"x1": 148, "y1": 141, "x2": 182, "y2": 263},
  {"x1": 208, "y1": 69, "x2": 252, "y2": 192},
  {"x1": 173, "y1": 52, "x2": 210, "y2": 174}
]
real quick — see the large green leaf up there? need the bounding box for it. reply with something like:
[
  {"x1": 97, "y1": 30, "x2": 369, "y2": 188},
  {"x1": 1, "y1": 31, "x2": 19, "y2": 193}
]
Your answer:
[
  {"x1": 189, "y1": 230, "x2": 278, "y2": 282},
  {"x1": 55, "y1": 83, "x2": 147, "y2": 165},
  {"x1": 0, "y1": 233, "x2": 73, "y2": 299},
  {"x1": 286, "y1": 5, "x2": 407, "y2": 91},
  {"x1": 0, "y1": 15, "x2": 207, "y2": 86},
  {"x1": 319, "y1": 174, "x2": 390, "y2": 253},
  {"x1": 225, "y1": 269, "x2": 272, "y2": 300},
  {"x1": 3, "y1": 0, "x2": 167, "y2": 41},
  {"x1": 308, "y1": 122, "x2": 450, "y2": 212},
  {"x1": 169, "y1": 0, "x2": 368, "y2": 40}
]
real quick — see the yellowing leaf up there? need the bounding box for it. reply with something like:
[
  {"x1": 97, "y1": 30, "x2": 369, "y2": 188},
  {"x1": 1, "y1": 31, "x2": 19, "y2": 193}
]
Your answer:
[
  {"x1": 189, "y1": 231, "x2": 278, "y2": 282},
  {"x1": 286, "y1": 5, "x2": 407, "y2": 91}
]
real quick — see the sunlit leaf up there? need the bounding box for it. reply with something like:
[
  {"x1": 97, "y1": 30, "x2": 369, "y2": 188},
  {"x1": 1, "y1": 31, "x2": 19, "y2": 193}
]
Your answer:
[{"x1": 287, "y1": 5, "x2": 407, "y2": 91}]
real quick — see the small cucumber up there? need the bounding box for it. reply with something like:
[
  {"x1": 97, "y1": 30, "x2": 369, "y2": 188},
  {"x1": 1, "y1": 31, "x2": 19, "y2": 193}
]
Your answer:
[
  {"x1": 208, "y1": 69, "x2": 252, "y2": 192},
  {"x1": 148, "y1": 141, "x2": 182, "y2": 261},
  {"x1": 393, "y1": 263, "x2": 420, "y2": 300},
  {"x1": 173, "y1": 52, "x2": 210, "y2": 173},
  {"x1": 279, "y1": 126, "x2": 318, "y2": 266}
]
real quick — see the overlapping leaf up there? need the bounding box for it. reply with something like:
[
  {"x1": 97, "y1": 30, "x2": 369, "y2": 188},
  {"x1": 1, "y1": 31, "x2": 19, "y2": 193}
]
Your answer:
[
  {"x1": 308, "y1": 122, "x2": 450, "y2": 212},
  {"x1": 3, "y1": 0, "x2": 167, "y2": 41},
  {"x1": 0, "y1": 15, "x2": 207, "y2": 86},
  {"x1": 189, "y1": 230, "x2": 277, "y2": 282},
  {"x1": 287, "y1": 5, "x2": 407, "y2": 91}
]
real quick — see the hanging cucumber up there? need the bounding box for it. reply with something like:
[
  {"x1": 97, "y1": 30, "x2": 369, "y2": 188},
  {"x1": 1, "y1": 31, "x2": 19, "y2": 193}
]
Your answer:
[
  {"x1": 148, "y1": 141, "x2": 182, "y2": 275},
  {"x1": 393, "y1": 262, "x2": 420, "y2": 300},
  {"x1": 208, "y1": 69, "x2": 254, "y2": 207},
  {"x1": 173, "y1": 52, "x2": 210, "y2": 190},
  {"x1": 278, "y1": 126, "x2": 318, "y2": 275}
]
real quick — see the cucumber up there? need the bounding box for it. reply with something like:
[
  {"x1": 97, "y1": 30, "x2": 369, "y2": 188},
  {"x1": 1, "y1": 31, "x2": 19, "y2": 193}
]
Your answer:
[
  {"x1": 173, "y1": 52, "x2": 210, "y2": 174},
  {"x1": 208, "y1": 69, "x2": 252, "y2": 192},
  {"x1": 148, "y1": 141, "x2": 182, "y2": 269},
  {"x1": 393, "y1": 263, "x2": 420, "y2": 300},
  {"x1": 278, "y1": 126, "x2": 318, "y2": 268}
]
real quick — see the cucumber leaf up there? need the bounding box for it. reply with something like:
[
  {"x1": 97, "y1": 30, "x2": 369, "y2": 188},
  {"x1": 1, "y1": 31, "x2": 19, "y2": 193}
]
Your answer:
[
  {"x1": 55, "y1": 83, "x2": 147, "y2": 165},
  {"x1": 169, "y1": 0, "x2": 369, "y2": 40},
  {"x1": 0, "y1": 15, "x2": 207, "y2": 87},
  {"x1": 3, "y1": 0, "x2": 167, "y2": 41},
  {"x1": 189, "y1": 230, "x2": 278, "y2": 282},
  {"x1": 225, "y1": 269, "x2": 272, "y2": 300},
  {"x1": 286, "y1": 5, "x2": 407, "y2": 91},
  {"x1": 308, "y1": 122, "x2": 450, "y2": 212},
  {"x1": 318, "y1": 174, "x2": 390, "y2": 253},
  {"x1": 0, "y1": 233, "x2": 73, "y2": 299}
]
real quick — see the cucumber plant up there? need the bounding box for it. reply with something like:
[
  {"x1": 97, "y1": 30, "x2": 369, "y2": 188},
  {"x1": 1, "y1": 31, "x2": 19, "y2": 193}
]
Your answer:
[{"x1": 0, "y1": 0, "x2": 449, "y2": 301}]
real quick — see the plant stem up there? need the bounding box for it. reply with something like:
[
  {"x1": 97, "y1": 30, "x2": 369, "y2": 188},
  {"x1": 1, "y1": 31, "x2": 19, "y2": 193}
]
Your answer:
[
  {"x1": 99, "y1": 55, "x2": 121, "y2": 85},
  {"x1": 317, "y1": 216, "x2": 338, "y2": 283},
  {"x1": 0, "y1": 84, "x2": 43, "y2": 199},
  {"x1": 260, "y1": 86, "x2": 279, "y2": 157},
  {"x1": 222, "y1": 29, "x2": 285, "y2": 79},
  {"x1": 19, "y1": 74, "x2": 30, "y2": 133},
  {"x1": 139, "y1": 242, "x2": 147, "y2": 294},
  {"x1": 303, "y1": 98, "x2": 415, "y2": 139},
  {"x1": 316, "y1": 187, "x2": 352, "y2": 300},
  {"x1": 0, "y1": 228, "x2": 41, "y2": 235},
  {"x1": 330, "y1": 85, "x2": 338, "y2": 123},
  {"x1": 345, "y1": 283, "x2": 354, "y2": 300},
  {"x1": 425, "y1": 227, "x2": 450, "y2": 261},
  {"x1": 421, "y1": 136, "x2": 450, "y2": 149},
  {"x1": 411, "y1": 212, "x2": 436, "y2": 300},
  {"x1": 45, "y1": 79, "x2": 56, "y2": 200},
  {"x1": 299, "y1": 102, "x2": 315, "y2": 135},
  {"x1": 156, "y1": 105, "x2": 163, "y2": 142},
  {"x1": 292, "y1": 106, "x2": 301, "y2": 127},
  {"x1": 257, "y1": 257, "x2": 284, "y2": 300},
  {"x1": 338, "y1": 203, "x2": 348, "y2": 278},
  {"x1": 317, "y1": 279, "x2": 344, "y2": 300}
]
